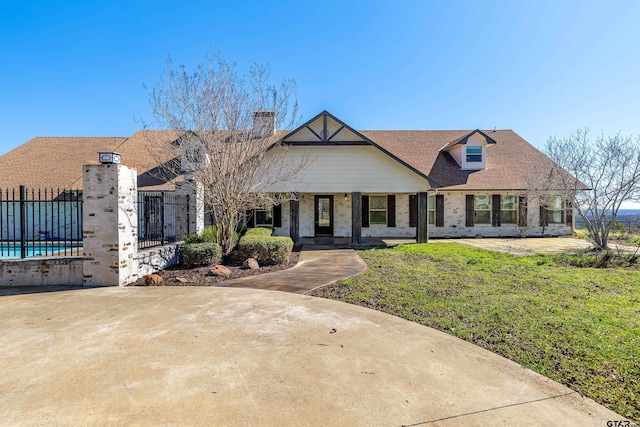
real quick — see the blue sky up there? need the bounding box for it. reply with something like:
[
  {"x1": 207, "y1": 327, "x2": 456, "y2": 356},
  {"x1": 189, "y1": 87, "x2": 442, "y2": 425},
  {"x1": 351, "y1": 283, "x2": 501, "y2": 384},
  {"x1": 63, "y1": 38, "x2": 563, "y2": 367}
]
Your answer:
[{"x1": 1, "y1": 1, "x2": 639, "y2": 156}]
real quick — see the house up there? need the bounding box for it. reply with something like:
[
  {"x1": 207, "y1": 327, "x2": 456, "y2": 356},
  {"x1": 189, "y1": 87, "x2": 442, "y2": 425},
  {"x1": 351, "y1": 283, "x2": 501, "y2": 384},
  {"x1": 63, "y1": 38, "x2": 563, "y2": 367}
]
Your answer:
[
  {"x1": 253, "y1": 110, "x2": 574, "y2": 243},
  {"x1": 0, "y1": 110, "x2": 574, "y2": 244}
]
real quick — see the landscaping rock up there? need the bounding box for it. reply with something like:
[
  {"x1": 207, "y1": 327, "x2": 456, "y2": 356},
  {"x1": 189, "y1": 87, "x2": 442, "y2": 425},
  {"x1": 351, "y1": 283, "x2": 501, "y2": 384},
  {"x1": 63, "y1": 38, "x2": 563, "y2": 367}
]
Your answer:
[
  {"x1": 175, "y1": 277, "x2": 189, "y2": 283},
  {"x1": 242, "y1": 258, "x2": 260, "y2": 270},
  {"x1": 207, "y1": 265, "x2": 232, "y2": 277},
  {"x1": 144, "y1": 274, "x2": 163, "y2": 285}
]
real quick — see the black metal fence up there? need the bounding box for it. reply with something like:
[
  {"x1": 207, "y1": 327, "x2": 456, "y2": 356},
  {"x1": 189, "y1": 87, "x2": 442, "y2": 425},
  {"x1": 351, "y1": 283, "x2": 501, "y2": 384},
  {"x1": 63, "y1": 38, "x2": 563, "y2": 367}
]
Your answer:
[
  {"x1": 0, "y1": 186, "x2": 83, "y2": 259},
  {"x1": 137, "y1": 191, "x2": 189, "y2": 249}
]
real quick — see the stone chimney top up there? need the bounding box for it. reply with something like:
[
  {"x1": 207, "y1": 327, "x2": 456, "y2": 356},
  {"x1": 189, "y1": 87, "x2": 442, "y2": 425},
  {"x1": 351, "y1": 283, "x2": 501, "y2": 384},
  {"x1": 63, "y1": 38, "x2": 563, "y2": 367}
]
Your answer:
[{"x1": 252, "y1": 111, "x2": 276, "y2": 138}]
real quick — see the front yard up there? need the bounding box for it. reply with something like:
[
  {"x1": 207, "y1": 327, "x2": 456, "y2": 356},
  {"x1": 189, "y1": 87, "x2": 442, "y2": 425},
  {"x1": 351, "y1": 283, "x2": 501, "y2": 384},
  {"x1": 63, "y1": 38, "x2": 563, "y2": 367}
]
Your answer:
[{"x1": 309, "y1": 243, "x2": 640, "y2": 421}]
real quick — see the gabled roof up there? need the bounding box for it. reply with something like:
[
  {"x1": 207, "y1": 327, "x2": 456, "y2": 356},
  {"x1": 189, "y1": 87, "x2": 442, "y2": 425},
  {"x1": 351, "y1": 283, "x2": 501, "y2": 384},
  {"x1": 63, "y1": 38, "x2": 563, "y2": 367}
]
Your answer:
[
  {"x1": 362, "y1": 129, "x2": 559, "y2": 190},
  {"x1": 281, "y1": 111, "x2": 440, "y2": 187},
  {"x1": 440, "y1": 129, "x2": 498, "y2": 151},
  {"x1": 0, "y1": 112, "x2": 569, "y2": 192},
  {"x1": 282, "y1": 110, "x2": 369, "y2": 144}
]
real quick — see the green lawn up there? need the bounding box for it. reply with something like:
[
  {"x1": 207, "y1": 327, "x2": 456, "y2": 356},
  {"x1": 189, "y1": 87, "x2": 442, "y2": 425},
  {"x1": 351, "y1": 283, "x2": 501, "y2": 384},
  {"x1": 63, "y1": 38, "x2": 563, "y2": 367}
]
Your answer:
[{"x1": 310, "y1": 243, "x2": 640, "y2": 421}]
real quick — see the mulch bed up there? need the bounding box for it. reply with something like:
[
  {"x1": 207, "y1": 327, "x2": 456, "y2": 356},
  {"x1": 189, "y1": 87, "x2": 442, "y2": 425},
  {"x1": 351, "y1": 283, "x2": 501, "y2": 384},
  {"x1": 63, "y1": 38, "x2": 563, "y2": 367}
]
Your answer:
[{"x1": 133, "y1": 246, "x2": 301, "y2": 286}]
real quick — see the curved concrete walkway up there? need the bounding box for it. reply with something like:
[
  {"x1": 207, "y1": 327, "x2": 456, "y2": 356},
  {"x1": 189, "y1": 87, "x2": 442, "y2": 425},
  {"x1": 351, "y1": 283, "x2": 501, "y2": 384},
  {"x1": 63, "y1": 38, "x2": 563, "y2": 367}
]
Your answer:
[
  {"x1": 0, "y1": 286, "x2": 624, "y2": 426},
  {"x1": 220, "y1": 245, "x2": 367, "y2": 294}
]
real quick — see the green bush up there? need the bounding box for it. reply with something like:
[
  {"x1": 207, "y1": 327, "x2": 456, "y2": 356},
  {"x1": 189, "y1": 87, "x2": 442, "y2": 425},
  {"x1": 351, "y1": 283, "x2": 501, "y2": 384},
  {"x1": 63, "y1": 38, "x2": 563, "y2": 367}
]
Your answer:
[
  {"x1": 235, "y1": 235, "x2": 293, "y2": 265},
  {"x1": 245, "y1": 227, "x2": 273, "y2": 237},
  {"x1": 183, "y1": 233, "x2": 206, "y2": 244},
  {"x1": 180, "y1": 242, "x2": 222, "y2": 267},
  {"x1": 184, "y1": 225, "x2": 240, "y2": 249}
]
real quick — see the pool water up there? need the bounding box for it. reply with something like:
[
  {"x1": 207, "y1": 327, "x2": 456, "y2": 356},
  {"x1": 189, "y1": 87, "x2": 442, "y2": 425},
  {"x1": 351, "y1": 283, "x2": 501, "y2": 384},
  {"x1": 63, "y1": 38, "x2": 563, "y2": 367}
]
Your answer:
[{"x1": 0, "y1": 244, "x2": 82, "y2": 259}]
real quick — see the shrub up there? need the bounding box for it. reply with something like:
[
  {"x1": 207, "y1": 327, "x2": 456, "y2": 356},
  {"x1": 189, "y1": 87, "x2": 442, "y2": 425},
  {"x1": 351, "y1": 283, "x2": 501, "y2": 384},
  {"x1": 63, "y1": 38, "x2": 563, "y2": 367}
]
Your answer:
[
  {"x1": 183, "y1": 233, "x2": 206, "y2": 244},
  {"x1": 180, "y1": 242, "x2": 222, "y2": 267},
  {"x1": 245, "y1": 227, "x2": 273, "y2": 237},
  {"x1": 235, "y1": 235, "x2": 293, "y2": 265},
  {"x1": 202, "y1": 225, "x2": 219, "y2": 242},
  {"x1": 184, "y1": 225, "x2": 240, "y2": 249}
]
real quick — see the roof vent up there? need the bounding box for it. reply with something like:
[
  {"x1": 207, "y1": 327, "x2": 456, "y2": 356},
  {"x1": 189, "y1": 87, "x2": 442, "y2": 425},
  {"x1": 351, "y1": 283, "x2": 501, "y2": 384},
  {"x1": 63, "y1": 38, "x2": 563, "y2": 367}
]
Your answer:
[{"x1": 252, "y1": 111, "x2": 276, "y2": 138}]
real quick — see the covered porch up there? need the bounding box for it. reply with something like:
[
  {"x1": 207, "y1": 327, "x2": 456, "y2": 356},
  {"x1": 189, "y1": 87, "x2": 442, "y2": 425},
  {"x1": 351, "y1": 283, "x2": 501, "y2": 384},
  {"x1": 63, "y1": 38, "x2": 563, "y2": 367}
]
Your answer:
[{"x1": 283, "y1": 191, "x2": 429, "y2": 245}]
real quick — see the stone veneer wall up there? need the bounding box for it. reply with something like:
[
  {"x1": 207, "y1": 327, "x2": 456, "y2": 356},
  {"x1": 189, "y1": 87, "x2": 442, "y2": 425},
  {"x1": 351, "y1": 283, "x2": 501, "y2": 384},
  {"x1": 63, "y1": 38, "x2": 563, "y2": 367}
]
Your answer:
[
  {"x1": 0, "y1": 258, "x2": 83, "y2": 286},
  {"x1": 136, "y1": 244, "x2": 180, "y2": 278},
  {"x1": 0, "y1": 164, "x2": 203, "y2": 287},
  {"x1": 282, "y1": 192, "x2": 572, "y2": 239},
  {"x1": 82, "y1": 164, "x2": 139, "y2": 286}
]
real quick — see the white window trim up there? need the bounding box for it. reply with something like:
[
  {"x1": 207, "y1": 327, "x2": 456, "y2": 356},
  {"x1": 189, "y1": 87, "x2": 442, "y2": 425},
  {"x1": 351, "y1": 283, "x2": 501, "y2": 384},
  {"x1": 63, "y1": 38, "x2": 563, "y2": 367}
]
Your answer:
[
  {"x1": 466, "y1": 146, "x2": 483, "y2": 162},
  {"x1": 428, "y1": 195, "x2": 435, "y2": 225},
  {"x1": 500, "y1": 195, "x2": 518, "y2": 224},
  {"x1": 547, "y1": 197, "x2": 564, "y2": 224},
  {"x1": 461, "y1": 144, "x2": 487, "y2": 170},
  {"x1": 474, "y1": 195, "x2": 491, "y2": 225},
  {"x1": 369, "y1": 195, "x2": 387, "y2": 225}
]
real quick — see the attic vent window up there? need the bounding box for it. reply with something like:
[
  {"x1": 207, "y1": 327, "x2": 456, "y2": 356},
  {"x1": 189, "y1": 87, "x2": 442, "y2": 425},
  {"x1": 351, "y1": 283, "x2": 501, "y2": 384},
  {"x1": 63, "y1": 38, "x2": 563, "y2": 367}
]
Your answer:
[{"x1": 466, "y1": 146, "x2": 482, "y2": 162}]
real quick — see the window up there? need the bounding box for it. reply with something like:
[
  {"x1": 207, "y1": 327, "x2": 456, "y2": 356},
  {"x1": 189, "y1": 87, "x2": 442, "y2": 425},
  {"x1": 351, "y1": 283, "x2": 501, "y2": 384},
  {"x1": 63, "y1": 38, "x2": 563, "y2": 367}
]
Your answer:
[
  {"x1": 474, "y1": 195, "x2": 491, "y2": 224},
  {"x1": 254, "y1": 207, "x2": 273, "y2": 227},
  {"x1": 500, "y1": 195, "x2": 517, "y2": 224},
  {"x1": 428, "y1": 195, "x2": 435, "y2": 225},
  {"x1": 369, "y1": 196, "x2": 387, "y2": 225},
  {"x1": 466, "y1": 146, "x2": 482, "y2": 162},
  {"x1": 547, "y1": 197, "x2": 563, "y2": 224}
]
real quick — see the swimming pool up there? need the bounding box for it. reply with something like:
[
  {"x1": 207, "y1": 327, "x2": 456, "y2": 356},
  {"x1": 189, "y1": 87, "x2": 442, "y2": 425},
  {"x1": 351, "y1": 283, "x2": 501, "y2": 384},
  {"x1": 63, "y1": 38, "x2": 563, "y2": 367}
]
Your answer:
[{"x1": 0, "y1": 243, "x2": 83, "y2": 259}]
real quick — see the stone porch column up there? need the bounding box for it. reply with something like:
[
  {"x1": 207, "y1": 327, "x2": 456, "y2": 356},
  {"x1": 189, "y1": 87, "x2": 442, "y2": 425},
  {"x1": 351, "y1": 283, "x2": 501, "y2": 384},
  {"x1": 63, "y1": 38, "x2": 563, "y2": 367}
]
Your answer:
[{"x1": 82, "y1": 164, "x2": 138, "y2": 286}]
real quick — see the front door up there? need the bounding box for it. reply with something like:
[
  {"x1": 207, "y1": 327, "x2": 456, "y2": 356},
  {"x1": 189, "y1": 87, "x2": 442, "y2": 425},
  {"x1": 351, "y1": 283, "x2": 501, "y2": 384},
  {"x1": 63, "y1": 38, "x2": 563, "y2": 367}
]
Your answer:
[{"x1": 314, "y1": 195, "x2": 334, "y2": 236}]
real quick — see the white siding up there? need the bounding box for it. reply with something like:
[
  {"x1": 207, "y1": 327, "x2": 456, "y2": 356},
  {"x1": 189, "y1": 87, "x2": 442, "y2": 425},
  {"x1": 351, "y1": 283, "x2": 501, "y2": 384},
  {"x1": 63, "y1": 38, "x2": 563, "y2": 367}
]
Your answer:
[
  {"x1": 449, "y1": 145, "x2": 463, "y2": 167},
  {"x1": 266, "y1": 146, "x2": 430, "y2": 193}
]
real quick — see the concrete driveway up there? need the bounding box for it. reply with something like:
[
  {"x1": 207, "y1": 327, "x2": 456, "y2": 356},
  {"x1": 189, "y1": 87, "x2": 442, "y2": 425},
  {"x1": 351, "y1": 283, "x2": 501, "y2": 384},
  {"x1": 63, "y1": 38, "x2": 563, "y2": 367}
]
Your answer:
[
  {"x1": 0, "y1": 286, "x2": 624, "y2": 426},
  {"x1": 450, "y1": 237, "x2": 594, "y2": 255}
]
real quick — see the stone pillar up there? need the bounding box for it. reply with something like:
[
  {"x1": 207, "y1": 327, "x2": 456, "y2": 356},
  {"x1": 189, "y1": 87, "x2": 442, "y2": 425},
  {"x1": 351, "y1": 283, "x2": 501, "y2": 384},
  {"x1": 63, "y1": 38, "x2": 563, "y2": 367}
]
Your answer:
[
  {"x1": 351, "y1": 192, "x2": 362, "y2": 245},
  {"x1": 417, "y1": 192, "x2": 428, "y2": 243},
  {"x1": 175, "y1": 181, "x2": 205, "y2": 235},
  {"x1": 289, "y1": 198, "x2": 300, "y2": 243},
  {"x1": 82, "y1": 164, "x2": 138, "y2": 286}
]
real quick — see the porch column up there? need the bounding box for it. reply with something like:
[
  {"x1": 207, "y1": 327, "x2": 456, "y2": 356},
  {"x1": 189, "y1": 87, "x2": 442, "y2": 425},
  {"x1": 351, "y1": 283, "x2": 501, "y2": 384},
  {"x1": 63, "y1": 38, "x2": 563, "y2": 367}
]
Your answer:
[
  {"x1": 351, "y1": 191, "x2": 362, "y2": 244},
  {"x1": 417, "y1": 191, "x2": 428, "y2": 243},
  {"x1": 289, "y1": 198, "x2": 300, "y2": 243},
  {"x1": 82, "y1": 163, "x2": 138, "y2": 286}
]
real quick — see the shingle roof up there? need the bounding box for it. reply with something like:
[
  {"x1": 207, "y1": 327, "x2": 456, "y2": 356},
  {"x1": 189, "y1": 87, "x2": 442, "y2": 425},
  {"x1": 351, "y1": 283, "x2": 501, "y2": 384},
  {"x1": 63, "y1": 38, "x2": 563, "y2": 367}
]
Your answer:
[
  {"x1": 0, "y1": 127, "x2": 561, "y2": 192},
  {"x1": 361, "y1": 129, "x2": 559, "y2": 190},
  {"x1": 0, "y1": 136, "x2": 127, "y2": 190},
  {"x1": 0, "y1": 131, "x2": 185, "y2": 191}
]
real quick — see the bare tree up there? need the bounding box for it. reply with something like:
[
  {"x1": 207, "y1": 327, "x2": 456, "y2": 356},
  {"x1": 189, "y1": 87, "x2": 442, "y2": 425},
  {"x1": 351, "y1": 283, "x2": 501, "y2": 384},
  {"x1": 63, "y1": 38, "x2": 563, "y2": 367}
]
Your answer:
[
  {"x1": 521, "y1": 163, "x2": 575, "y2": 237},
  {"x1": 544, "y1": 129, "x2": 640, "y2": 250},
  {"x1": 143, "y1": 52, "x2": 308, "y2": 254}
]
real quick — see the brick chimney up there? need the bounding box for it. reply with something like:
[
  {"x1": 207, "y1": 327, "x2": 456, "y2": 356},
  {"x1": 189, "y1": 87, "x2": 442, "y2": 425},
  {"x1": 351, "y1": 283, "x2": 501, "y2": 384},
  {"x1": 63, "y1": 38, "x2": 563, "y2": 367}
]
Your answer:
[{"x1": 252, "y1": 111, "x2": 276, "y2": 138}]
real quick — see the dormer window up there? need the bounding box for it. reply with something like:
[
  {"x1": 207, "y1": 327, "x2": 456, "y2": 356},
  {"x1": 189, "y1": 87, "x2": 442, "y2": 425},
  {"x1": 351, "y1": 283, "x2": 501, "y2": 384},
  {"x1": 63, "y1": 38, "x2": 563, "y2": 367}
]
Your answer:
[
  {"x1": 441, "y1": 130, "x2": 495, "y2": 171},
  {"x1": 466, "y1": 146, "x2": 482, "y2": 163}
]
